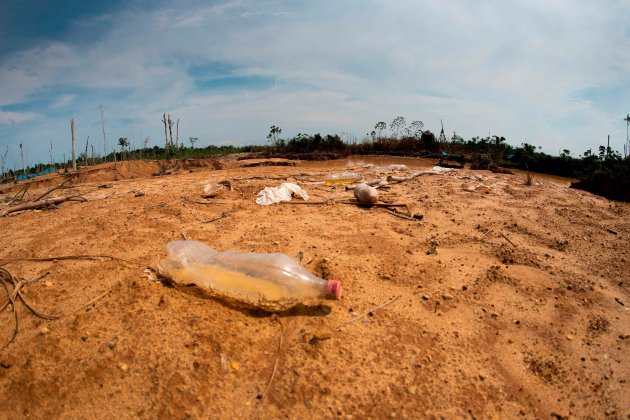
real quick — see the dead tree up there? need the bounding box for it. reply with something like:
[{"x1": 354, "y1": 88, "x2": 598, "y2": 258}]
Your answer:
[
  {"x1": 91, "y1": 144, "x2": 95, "y2": 166},
  {"x1": 99, "y1": 105, "x2": 107, "y2": 161},
  {"x1": 70, "y1": 118, "x2": 77, "y2": 171},
  {"x1": 1, "y1": 146, "x2": 8, "y2": 180},
  {"x1": 83, "y1": 136, "x2": 90, "y2": 167},
  {"x1": 49, "y1": 141, "x2": 54, "y2": 166},
  {"x1": 19, "y1": 143, "x2": 25, "y2": 174},
  {"x1": 162, "y1": 113, "x2": 169, "y2": 148},
  {"x1": 168, "y1": 114, "x2": 174, "y2": 147},
  {"x1": 176, "y1": 118, "x2": 180, "y2": 148}
]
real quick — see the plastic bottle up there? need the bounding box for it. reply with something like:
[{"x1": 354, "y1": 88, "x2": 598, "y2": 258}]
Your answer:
[
  {"x1": 158, "y1": 240, "x2": 342, "y2": 311},
  {"x1": 324, "y1": 172, "x2": 362, "y2": 186}
]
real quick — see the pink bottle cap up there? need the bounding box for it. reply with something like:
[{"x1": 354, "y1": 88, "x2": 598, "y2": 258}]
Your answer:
[{"x1": 325, "y1": 280, "x2": 342, "y2": 299}]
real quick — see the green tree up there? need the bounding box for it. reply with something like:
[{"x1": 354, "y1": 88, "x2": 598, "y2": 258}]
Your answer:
[
  {"x1": 118, "y1": 137, "x2": 129, "y2": 160},
  {"x1": 267, "y1": 125, "x2": 282, "y2": 149}
]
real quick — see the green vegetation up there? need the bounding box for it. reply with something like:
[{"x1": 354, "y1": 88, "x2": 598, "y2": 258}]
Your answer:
[{"x1": 2, "y1": 116, "x2": 628, "y2": 201}]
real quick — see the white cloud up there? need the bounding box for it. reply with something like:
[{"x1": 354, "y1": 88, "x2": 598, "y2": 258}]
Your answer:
[
  {"x1": 0, "y1": 110, "x2": 38, "y2": 124},
  {"x1": 1, "y1": 0, "x2": 629, "y2": 167}
]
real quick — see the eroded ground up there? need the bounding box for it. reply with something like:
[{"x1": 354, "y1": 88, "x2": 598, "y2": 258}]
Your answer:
[{"x1": 0, "y1": 157, "x2": 628, "y2": 419}]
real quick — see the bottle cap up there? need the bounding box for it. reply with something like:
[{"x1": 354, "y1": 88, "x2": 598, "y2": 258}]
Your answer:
[{"x1": 325, "y1": 280, "x2": 342, "y2": 299}]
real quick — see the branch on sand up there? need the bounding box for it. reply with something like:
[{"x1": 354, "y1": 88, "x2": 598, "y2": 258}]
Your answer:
[
  {"x1": 0, "y1": 254, "x2": 139, "y2": 349},
  {"x1": 32, "y1": 179, "x2": 74, "y2": 202},
  {"x1": 0, "y1": 195, "x2": 86, "y2": 217},
  {"x1": 259, "y1": 314, "x2": 284, "y2": 401},
  {"x1": 335, "y1": 296, "x2": 401, "y2": 331}
]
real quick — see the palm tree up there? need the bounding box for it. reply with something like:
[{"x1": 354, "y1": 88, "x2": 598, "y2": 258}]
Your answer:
[{"x1": 118, "y1": 137, "x2": 129, "y2": 161}]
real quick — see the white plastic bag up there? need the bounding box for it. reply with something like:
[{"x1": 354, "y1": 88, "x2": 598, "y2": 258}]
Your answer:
[{"x1": 256, "y1": 183, "x2": 309, "y2": 205}]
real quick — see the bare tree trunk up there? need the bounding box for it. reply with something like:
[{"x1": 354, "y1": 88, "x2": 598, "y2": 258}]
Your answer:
[
  {"x1": 70, "y1": 118, "x2": 77, "y2": 172},
  {"x1": 162, "y1": 113, "x2": 169, "y2": 148},
  {"x1": 168, "y1": 114, "x2": 174, "y2": 147},
  {"x1": 84, "y1": 136, "x2": 89, "y2": 167},
  {"x1": 99, "y1": 105, "x2": 107, "y2": 162},
  {"x1": 19, "y1": 143, "x2": 25, "y2": 174},
  {"x1": 91, "y1": 145, "x2": 95, "y2": 166},
  {"x1": 176, "y1": 118, "x2": 179, "y2": 148},
  {"x1": 1, "y1": 146, "x2": 8, "y2": 180}
]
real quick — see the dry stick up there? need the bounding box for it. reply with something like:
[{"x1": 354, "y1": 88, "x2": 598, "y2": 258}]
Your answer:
[
  {"x1": 23, "y1": 271, "x2": 50, "y2": 286},
  {"x1": 335, "y1": 295, "x2": 401, "y2": 331},
  {"x1": 500, "y1": 232, "x2": 516, "y2": 247},
  {"x1": 32, "y1": 179, "x2": 73, "y2": 202},
  {"x1": 0, "y1": 270, "x2": 19, "y2": 349},
  {"x1": 278, "y1": 200, "x2": 330, "y2": 205},
  {"x1": 0, "y1": 254, "x2": 138, "y2": 268},
  {"x1": 260, "y1": 315, "x2": 284, "y2": 400},
  {"x1": 0, "y1": 195, "x2": 86, "y2": 217},
  {"x1": 204, "y1": 212, "x2": 229, "y2": 223},
  {"x1": 182, "y1": 197, "x2": 228, "y2": 206},
  {"x1": 335, "y1": 200, "x2": 409, "y2": 208},
  {"x1": 69, "y1": 280, "x2": 120, "y2": 315},
  {"x1": 6, "y1": 185, "x2": 30, "y2": 205},
  {"x1": 383, "y1": 208, "x2": 418, "y2": 221}
]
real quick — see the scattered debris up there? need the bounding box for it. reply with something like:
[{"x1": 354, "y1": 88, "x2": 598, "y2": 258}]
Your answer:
[
  {"x1": 256, "y1": 183, "x2": 309, "y2": 205},
  {"x1": 202, "y1": 180, "x2": 232, "y2": 198}
]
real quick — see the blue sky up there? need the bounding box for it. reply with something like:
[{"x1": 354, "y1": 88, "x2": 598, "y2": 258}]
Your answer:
[{"x1": 1, "y1": 0, "x2": 629, "y2": 169}]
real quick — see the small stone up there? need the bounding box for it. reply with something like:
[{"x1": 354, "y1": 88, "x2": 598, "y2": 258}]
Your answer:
[
  {"x1": 44, "y1": 281, "x2": 53, "y2": 287},
  {"x1": 490, "y1": 312, "x2": 499, "y2": 318},
  {"x1": 40, "y1": 326, "x2": 50, "y2": 335},
  {"x1": 422, "y1": 295, "x2": 430, "y2": 300},
  {"x1": 118, "y1": 363, "x2": 129, "y2": 372},
  {"x1": 231, "y1": 361, "x2": 240, "y2": 371},
  {"x1": 81, "y1": 335, "x2": 88, "y2": 342},
  {"x1": 442, "y1": 294, "x2": 454, "y2": 300},
  {"x1": 407, "y1": 386, "x2": 417, "y2": 395},
  {"x1": 382, "y1": 274, "x2": 392, "y2": 280},
  {"x1": 566, "y1": 334, "x2": 575, "y2": 341},
  {"x1": 1, "y1": 361, "x2": 12, "y2": 369},
  {"x1": 108, "y1": 341, "x2": 117, "y2": 350}
]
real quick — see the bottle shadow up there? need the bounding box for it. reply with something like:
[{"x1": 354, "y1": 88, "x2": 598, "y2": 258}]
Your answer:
[{"x1": 160, "y1": 277, "x2": 332, "y2": 318}]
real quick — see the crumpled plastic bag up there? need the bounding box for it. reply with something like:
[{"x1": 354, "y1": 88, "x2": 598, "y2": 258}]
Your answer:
[{"x1": 256, "y1": 183, "x2": 309, "y2": 205}]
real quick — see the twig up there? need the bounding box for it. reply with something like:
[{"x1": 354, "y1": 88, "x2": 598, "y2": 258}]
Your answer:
[
  {"x1": 606, "y1": 228, "x2": 618, "y2": 235},
  {"x1": 500, "y1": 232, "x2": 516, "y2": 247},
  {"x1": 203, "y1": 212, "x2": 229, "y2": 223},
  {"x1": 182, "y1": 197, "x2": 228, "y2": 205},
  {"x1": 32, "y1": 179, "x2": 73, "y2": 202},
  {"x1": 278, "y1": 200, "x2": 330, "y2": 205},
  {"x1": 24, "y1": 271, "x2": 51, "y2": 286},
  {"x1": 0, "y1": 270, "x2": 19, "y2": 349},
  {"x1": 260, "y1": 315, "x2": 283, "y2": 400},
  {"x1": 70, "y1": 280, "x2": 120, "y2": 314},
  {"x1": 335, "y1": 296, "x2": 401, "y2": 331},
  {"x1": 335, "y1": 200, "x2": 409, "y2": 208},
  {"x1": 6, "y1": 185, "x2": 30, "y2": 205},
  {"x1": 383, "y1": 208, "x2": 418, "y2": 221},
  {"x1": 0, "y1": 254, "x2": 138, "y2": 267},
  {"x1": 0, "y1": 195, "x2": 86, "y2": 217}
]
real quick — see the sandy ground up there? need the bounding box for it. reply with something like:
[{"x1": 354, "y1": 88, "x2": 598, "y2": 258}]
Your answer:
[{"x1": 0, "y1": 157, "x2": 628, "y2": 419}]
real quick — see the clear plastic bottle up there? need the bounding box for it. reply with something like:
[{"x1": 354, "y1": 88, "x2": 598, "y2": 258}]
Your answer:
[
  {"x1": 324, "y1": 172, "x2": 362, "y2": 186},
  {"x1": 158, "y1": 240, "x2": 342, "y2": 311}
]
